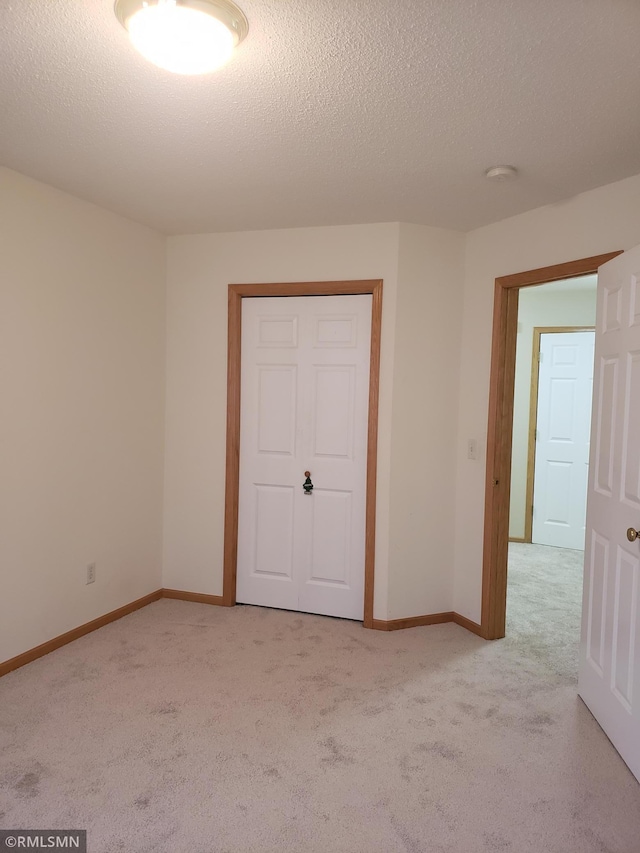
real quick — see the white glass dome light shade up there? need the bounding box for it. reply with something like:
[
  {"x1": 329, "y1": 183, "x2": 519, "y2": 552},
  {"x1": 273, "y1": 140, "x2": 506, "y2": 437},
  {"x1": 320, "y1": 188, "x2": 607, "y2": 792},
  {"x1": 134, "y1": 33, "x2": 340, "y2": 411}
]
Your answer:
[
  {"x1": 129, "y1": 3, "x2": 233, "y2": 74},
  {"x1": 114, "y1": 0, "x2": 248, "y2": 76}
]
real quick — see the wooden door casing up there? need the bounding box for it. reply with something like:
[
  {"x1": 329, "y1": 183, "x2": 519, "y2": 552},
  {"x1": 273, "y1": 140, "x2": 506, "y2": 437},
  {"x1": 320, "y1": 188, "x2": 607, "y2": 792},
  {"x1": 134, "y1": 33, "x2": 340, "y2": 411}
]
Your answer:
[
  {"x1": 482, "y1": 253, "x2": 622, "y2": 640},
  {"x1": 223, "y1": 280, "x2": 383, "y2": 628}
]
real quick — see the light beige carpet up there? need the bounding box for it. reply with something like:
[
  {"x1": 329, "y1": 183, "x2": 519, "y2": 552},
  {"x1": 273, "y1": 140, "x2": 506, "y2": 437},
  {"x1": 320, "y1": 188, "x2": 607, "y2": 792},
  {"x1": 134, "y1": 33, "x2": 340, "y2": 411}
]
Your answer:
[
  {"x1": 506, "y1": 541, "x2": 584, "y2": 681},
  {"x1": 1, "y1": 546, "x2": 639, "y2": 852}
]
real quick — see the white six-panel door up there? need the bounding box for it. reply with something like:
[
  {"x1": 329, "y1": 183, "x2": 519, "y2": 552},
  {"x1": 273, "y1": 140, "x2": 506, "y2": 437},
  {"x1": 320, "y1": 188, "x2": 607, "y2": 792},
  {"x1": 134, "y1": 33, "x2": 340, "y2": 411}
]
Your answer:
[
  {"x1": 532, "y1": 330, "x2": 594, "y2": 550},
  {"x1": 236, "y1": 294, "x2": 372, "y2": 620},
  {"x1": 579, "y1": 247, "x2": 640, "y2": 782}
]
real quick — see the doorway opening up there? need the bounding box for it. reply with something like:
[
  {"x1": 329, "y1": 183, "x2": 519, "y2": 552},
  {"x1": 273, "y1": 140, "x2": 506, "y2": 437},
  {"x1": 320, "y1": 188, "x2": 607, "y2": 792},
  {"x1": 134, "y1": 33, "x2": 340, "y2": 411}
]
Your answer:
[
  {"x1": 506, "y1": 276, "x2": 596, "y2": 662},
  {"x1": 222, "y1": 280, "x2": 383, "y2": 628},
  {"x1": 481, "y1": 253, "x2": 621, "y2": 640}
]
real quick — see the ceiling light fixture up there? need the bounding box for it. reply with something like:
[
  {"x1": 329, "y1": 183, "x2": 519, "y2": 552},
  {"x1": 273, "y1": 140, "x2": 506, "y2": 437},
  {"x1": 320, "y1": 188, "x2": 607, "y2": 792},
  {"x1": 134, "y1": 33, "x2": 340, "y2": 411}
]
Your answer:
[
  {"x1": 484, "y1": 165, "x2": 518, "y2": 182},
  {"x1": 114, "y1": 0, "x2": 248, "y2": 75}
]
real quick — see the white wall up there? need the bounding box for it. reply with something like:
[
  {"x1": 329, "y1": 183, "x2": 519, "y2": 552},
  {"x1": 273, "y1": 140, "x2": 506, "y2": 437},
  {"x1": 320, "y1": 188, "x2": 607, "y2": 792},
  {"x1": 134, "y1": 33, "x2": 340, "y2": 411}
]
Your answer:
[
  {"x1": 387, "y1": 224, "x2": 464, "y2": 617},
  {"x1": 163, "y1": 222, "x2": 464, "y2": 620},
  {"x1": 164, "y1": 224, "x2": 400, "y2": 619},
  {"x1": 0, "y1": 168, "x2": 166, "y2": 663},
  {"x1": 453, "y1": 172, "x2": 640, "y2": 624},
  {"x1": 509, "y1": 285, "x2": 597, "y2": 539}
]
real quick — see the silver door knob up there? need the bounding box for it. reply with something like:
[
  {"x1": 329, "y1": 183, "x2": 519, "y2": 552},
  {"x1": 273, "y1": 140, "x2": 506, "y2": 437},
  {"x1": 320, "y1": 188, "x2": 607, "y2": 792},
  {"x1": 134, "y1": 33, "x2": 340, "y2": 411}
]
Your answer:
[{"x1": 627, "y1": 528, "x2": 639, "y2": 542}]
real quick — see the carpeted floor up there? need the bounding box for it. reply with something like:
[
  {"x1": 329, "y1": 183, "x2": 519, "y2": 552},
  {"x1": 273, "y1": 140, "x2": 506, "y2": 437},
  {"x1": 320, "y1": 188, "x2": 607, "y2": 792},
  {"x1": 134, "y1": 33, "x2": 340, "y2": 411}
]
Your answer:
[
  {"x1": 506, "y1": 541, "x2": 584, "y2": 681},
  {"x1": 1, "y1": 545, "x2": 639, "y2": 852}
]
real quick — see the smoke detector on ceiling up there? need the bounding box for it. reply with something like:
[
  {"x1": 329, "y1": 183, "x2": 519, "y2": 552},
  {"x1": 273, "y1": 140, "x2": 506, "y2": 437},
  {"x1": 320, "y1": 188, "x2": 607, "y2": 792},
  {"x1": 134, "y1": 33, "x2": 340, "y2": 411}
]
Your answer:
[{"x1": 484, "y1": 165, "x2": 519, "y2": 182}]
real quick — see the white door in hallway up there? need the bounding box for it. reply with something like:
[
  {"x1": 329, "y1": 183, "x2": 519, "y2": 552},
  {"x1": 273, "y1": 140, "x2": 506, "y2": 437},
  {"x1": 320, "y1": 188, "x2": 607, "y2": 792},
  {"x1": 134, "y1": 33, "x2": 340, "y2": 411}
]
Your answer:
[
  {"x1": 532, "y1": 330, "x2": 594, "y2": 550},
  {"x1": 579, "y1": 246, "x2": 640, "y2": 782},
  {"x1": 236, "y1": 294, "x2": 371, "y2": 620}
]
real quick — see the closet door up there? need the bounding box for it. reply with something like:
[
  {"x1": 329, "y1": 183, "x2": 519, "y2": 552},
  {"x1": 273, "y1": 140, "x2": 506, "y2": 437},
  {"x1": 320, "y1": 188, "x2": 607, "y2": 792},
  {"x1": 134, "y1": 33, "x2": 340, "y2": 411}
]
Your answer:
[{"x1": 236, "y1": 294, "x2": 372, "y2": 620}]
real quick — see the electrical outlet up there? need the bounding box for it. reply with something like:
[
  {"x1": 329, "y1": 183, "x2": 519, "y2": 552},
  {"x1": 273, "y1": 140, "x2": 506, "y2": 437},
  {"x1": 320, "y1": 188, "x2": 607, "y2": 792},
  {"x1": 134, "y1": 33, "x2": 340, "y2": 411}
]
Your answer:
[
  {"x1": 86, "y1": 563, "x2": 96, "y2": 585},
  {"x1": 467, "y1": 438, "x2": 478, "y2": 460}
]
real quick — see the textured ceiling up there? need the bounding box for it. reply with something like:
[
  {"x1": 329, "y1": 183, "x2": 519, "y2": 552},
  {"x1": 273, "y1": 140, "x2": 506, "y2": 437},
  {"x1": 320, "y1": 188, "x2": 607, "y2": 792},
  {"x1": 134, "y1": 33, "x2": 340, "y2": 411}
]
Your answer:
[{"x1": 2, "y1": 1, "x2": 640, "y2": 235}]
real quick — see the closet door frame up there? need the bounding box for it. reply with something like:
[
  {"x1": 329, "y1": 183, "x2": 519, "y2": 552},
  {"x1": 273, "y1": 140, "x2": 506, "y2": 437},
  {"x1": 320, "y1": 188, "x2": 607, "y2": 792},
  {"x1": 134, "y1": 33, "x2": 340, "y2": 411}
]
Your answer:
[{"x1": 223, "y1": 279, "x2": 383, "y2": 628}]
